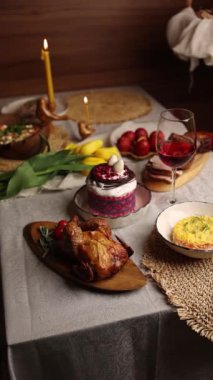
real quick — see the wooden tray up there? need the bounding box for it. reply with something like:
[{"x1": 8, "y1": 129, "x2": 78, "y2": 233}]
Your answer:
[
  {"x1": 142, "y1": 152, "x2": 210, "y2": 192},
  {"x1": 24, "y1": 221, "x2": 147, "y2": 292}
]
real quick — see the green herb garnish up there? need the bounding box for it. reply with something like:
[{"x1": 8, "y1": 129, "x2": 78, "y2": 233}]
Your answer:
[
  {"x1": 0, "y1": 124, "x2": 26, "y2": 137},
  {"x1": 39, "y1": 226, "x2": 54, "y2": 257}
]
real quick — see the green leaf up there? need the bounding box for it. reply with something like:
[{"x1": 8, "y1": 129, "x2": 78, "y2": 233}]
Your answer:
[
  {"x1": 0, "y1": 171, "x2": 14, "y2": 181},
  {"x1": 0, "y1": 181, "x2": 8, "y2": 198},
  {"x1": 0, "y1": 150, "x2": 93, "y2": 200},
  {"x1": 29, "y1": 150, "x2": 86, "y2": 172},
  {"x1": 36, "y1": 162, "x2": 92, "y2": 175},
  {"x1": 6, "y1": 162, "x2": 54, "y2": 198},
  {"x1": 29, "y1": 150, "x2": 69, "y2": 171}
]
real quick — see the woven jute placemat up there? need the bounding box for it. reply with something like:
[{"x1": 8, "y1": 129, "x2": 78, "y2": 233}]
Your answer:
[
  {"x1": 66, "y1": 88, "x2": 152, "y2": 124},
  {"x1": 141, "y1": 230, "x2": 213, "y2": 341},
  {"x1": 0, "y1": 124, "x2": 70, "y2": 172}
]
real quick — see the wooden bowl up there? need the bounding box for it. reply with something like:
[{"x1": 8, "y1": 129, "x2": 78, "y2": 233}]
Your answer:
[{"x1": 0, "y1": 114, "x2": 50, "y2": 160}]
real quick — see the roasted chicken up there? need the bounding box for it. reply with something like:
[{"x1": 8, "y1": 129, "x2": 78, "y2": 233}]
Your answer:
[{"x1": 58, "y1": 216, "x2": 133, "y2": 282}]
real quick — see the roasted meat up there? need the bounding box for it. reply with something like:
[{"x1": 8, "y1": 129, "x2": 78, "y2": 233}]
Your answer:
[{"x1": 58, "y1": 216, "x2": 133, "y2": 282}]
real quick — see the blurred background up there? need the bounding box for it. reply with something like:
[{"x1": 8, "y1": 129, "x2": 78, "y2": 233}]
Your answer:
[{"x1": 0, "y1": 0, "x2": 212, "y2": 130}]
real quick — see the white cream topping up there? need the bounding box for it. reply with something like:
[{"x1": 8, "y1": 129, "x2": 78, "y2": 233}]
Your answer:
[
  {"x1": 87, "y1": 178, "x2": 137, "y2": 197},
  {"x1": 113, "y1": 158, "x2": 124, "y2": 174},
  {"x1": 108, "y1": 155, "x2": 119, "y2": 166}
]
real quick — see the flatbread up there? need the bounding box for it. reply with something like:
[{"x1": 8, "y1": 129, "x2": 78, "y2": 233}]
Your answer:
[{"x1": 66, "y1": 89, "x2": 152, "y2": 124}]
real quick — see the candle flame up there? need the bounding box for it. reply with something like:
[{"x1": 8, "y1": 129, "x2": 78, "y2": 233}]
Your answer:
[
  {"x1": 84, "y1": 96, "x2": 88, "y2": 104},
  {"x1": 43, "y1": 38, "x2": 48, "y2": 50}
]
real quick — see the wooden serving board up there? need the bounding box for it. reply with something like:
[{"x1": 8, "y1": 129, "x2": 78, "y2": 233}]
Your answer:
[
  {"x1": 142, "y1": 152, "x2": 210, "y2": 192},
  {"x1": 24, "y1": 221, "x2": 147, "y2": 292}
]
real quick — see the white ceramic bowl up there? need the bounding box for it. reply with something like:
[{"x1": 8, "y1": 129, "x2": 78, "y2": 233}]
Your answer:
[{"x1": 156, "y1": 201, "x2": 213, "y2": 259}]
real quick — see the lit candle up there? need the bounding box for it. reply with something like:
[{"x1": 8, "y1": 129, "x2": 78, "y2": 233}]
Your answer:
[
  {"x1": 41, "y1": 38, "x2": 55, "y2": 109},
  {"x1": 83, "y1": 96, "x2": 90, "y2": 125}
]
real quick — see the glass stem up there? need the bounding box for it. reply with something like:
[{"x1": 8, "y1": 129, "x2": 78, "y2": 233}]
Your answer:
[{"x1": 170, "y1": 168, "x2": 177, "y2": 204}]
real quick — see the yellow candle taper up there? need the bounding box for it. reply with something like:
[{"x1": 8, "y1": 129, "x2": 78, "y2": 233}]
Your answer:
[
  {"x1": 41, "y1": 38, "x2": 55, "y2": 109},
  {"x1": 83, "y1": 96, "x2": 90, "y2": 125}
]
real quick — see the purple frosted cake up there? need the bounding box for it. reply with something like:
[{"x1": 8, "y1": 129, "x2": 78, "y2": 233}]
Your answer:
[{"x1": 86, "y1": 156, "x2": 137, "y2": 218}]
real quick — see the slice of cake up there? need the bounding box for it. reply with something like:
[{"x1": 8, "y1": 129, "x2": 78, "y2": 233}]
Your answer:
[{"x1": 86, "y1": 155, "x2": 137, "y2": 218}]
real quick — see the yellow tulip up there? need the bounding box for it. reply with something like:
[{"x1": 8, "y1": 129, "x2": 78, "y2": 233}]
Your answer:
[{"x1": 79, "y1": 139, "x2": 104, "y2": 155}]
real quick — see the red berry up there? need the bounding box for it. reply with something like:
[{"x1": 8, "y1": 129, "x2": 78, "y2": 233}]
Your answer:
[
  {"x1": 54, "y1": 220, "x2": 68, "y2": 240},
  {"x1": 121, "y1": 131, "x2": 135, "y2": 142},
  {"x1": 58, "y1": 220, "x2": 68, "y2": 228},
  {"x1": 54, "y1": 226, "x2": 64, "y2": 240},
  {"x1": 117, "y1": 136, "x2": 132, "y2": 152},
  {"x1": 135, "y1": 128, "x2": 148, "y2": 140},
  {"x1": 134, "y1": 138, "x2": 150, "y2": 156}
]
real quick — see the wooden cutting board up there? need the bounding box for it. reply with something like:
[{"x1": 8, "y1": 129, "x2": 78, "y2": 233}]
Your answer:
[
  {"x1": 142, "y1": 152, "x2": 210, "y2": 192},
  {"x1": 24, "y1": 221, "x2": 147, "y2": 292}
]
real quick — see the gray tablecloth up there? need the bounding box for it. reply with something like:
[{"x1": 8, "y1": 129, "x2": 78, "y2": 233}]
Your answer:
[
  {"x1": 0, "y1": 89, "x2": 213, "y2": 380},
  {"x1": 0, "y1": 151, "x2": 213, "y2": 380}
]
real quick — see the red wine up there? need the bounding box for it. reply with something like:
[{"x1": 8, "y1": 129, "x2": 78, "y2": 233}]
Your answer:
[{"x1": 158, "y1": 140, "x2": 195, "y2": 168}]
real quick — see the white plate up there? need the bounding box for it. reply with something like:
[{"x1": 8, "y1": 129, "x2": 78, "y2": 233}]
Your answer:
[
  {"x1": 156, "y1": 201, "x2": 213, "y2": 259},
  {"x1": 1, "y1": 96, "x2": 67, "y2": 117},
  {"x1": 1, "y1": 97, "x2": 37, "y2": 114},
  {"x1": 73, "y1": 183, "x2": 151, "y2": 229},
  {"x1": 109, "y1": 120, "x2": 158, "y2": 146}
]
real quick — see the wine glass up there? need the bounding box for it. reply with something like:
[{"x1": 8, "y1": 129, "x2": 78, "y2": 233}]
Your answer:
[{"x1": 156, "y1": 108, "x2": 197, "y2": 204}]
